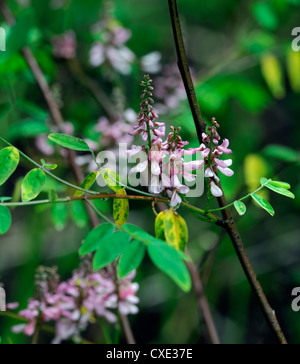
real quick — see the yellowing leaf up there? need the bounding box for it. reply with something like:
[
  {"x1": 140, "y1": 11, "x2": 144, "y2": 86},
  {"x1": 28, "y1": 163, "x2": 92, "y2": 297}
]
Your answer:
[
  {"x1": 21, "y1": 169, "x2": 46, "y2": 202},
  {"x1": 234, "y1": 201, "x2": 247, "y2": 216},
  {"x1": 113, "y1": 189, "x2": 129, "y2": 227},
  {"x1": 101, "y1": 169, "x2": 123, "y2": 192},
  {"x1": 261, "y1": 53, "x2": 285, "y2": 99},
  {"x1": 164, "y1": 208, "x2": 188, "y2": 252},
  {"x1": 287, "y1": 50, "x2": 300, "y2": 93},
  {"x1": 74, "y1": 171, "x2": 99, "y2": 197},
  {"x1": 155, "y1": 211, "x2": 167, "y2": 240},
  {"x1": 0, "y1": 147, "x2": 20, "y2": 186},
  {"x1": 244, "y1": 154, "x2": 269, "y2": 199}
]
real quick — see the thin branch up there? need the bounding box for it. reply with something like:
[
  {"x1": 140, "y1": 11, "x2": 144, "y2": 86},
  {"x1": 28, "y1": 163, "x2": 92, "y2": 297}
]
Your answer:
[
  {"x1": 186, "y1": 260, "x2": 220, "y2": 344},
  {"x1": 0, "y1": 193, "x2": 223, "y2": 225},
  {"x1": 168, "y1": 0, "x2": 206, "y2": 141},
  {"x1": 168, "y1": 0, "x2": 288, "y2": 344}
]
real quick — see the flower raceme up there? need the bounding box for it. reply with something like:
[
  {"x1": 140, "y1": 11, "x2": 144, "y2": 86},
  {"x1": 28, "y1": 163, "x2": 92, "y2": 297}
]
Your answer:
[
  {"x1": 10, "y1": 265, "x2": 139, "y2": 344},
  {"x1": 126, "y1": 76, "x2": 234, "y2": 206}
]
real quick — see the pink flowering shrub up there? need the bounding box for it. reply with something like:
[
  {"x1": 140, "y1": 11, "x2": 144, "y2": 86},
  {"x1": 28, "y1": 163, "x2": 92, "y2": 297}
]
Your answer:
[{"x1": 10, "y1": 265, "x2": 139, "y2": 344}]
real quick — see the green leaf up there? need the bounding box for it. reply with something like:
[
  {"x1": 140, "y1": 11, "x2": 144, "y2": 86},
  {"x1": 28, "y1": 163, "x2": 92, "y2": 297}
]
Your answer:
[
  {"x1": 113, "y1": 189, "x2": 129, "y2": 227},
  {"x1": 260, "y1": 177, "x2": 270, "y2": 185},
  {"x1": 263, "y1": 145, "x2": 299, "y2": 163},
  {"x1": 101, "y1": 169, "x2": 124, "y2": 192},
  {"x1": 8, "y1": 120, "x2": 49, "y2": 140},
  {"x1": 51, "y1": 203, "x2": 68, "y2": 231},
  {"x1": 265, "y1": 183, "x2": 295, "y2": 199},
  {"x1": 71, "y1": 201, "x2": 89, "y2": 229},
  {"x1": 79, "y1": 223, "x2": 115, "y2": 256},
  {"x1": 155, "y1": 211, "x2": 167, "y2": 240},
  {"x1": 252, "y1": 2, "x2": 278, "y2": 30},
  {"x1": 93, "y1": 231, "x2": 131, "y2": 270},
  {"x1": 6, "y1": 8, "x2": 35, "y2": 54},
  {"x1": 0, "y1": 147, "x2": 20, "y2": 186},
  {"x1": 21, "y1": 169, "x2": 46, "y2": 202},
  {"x1": 164, "y1": 208, "x2": 188, "y2": 252},
  {"x1": 252, "y1": 194, "x2": 275, "y2": 216},
  {"x1": 0, "y1": 206, "x2": 12, "y2": 235},
  {"x1": 16, "y1": 100, "x2": 48, "y2": 120},
  {"x1": 122, "y1": 224, "x2": 158, "y2": 245},
  {"x1": 74, "y1": 172, "x2": 99, "y2": 197},
  {"x1": 234, "y1": 201, "x2": 247, "y2": 216},
  {"x1": 118, "y1": 240, "x2": 146, "y2": 278},
  {"x1": 268, "y1": 181, "x2": 291, "y2": 190},
  {"x1": 0, "y1": 103, "x2": 11, "y2": 120},
  {"x1": 48, "y1": 133, "x2": 90, "y2": 152},
  {"x1": 41, "y1": 159, "x2": 57, "y2": 170},
  {"x1": 148, "y1": 242, "x2": 192, "y2": 292}
]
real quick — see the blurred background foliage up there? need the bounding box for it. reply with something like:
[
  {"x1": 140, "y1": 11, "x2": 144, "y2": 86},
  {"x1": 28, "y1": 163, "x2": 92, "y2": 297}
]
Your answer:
[{"x1": 0, "y1": 0, "x2": 300, "y2": 344}]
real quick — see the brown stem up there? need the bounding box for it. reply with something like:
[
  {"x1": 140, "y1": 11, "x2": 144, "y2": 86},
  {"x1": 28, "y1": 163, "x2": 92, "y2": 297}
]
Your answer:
[
  {"x1": 168, "y1": 0, "x2": 288, "y2": 344},
  {"x1": 0, "y1": 1, "x2": 135, "y2": 345},
  {"x1": 186, "y1": 260, "x2": 220, "y2": 344},
  {"x1": 168, "y1": 0, "x2": 206, "y2": 141}
]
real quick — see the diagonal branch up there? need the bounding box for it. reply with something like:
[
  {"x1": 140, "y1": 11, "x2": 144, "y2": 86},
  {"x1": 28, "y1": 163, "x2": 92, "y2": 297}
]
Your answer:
[{"x1": 168, "y1": 0, "x2": 288, "y2": 344}]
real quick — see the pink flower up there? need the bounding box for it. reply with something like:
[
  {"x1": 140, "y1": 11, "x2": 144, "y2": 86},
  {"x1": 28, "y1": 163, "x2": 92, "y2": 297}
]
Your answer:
[
  {"x1": 52, "y1": 31, "x2": 77, "y2": 60},
  {"x1": 210, "y1": 181, "x2": 223, "y2": 198},
  {"x1": 10, "y1": 265, "x2": 140, "y2": 344}
]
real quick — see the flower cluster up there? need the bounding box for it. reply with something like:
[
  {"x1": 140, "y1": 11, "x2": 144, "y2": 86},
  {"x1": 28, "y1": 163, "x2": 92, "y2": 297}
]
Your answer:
[
  {"x1": 202, "y1": 119, "x2": 234, "y2": 198},
  {"x1": 127, "y1": 76, "x2": 234, "y2": 206},
  {"x1": 154, "y1": 64, "x2": 187, "y2": 114},
  {"x1": 95, "y1": 108, "x2": 137, "y2": 148},
  {"x1": 52, "y1": 31, "x2": 77, "y2": 60},
  {"x1": 10, "y1": 265, "x2": 139, "y2": 344},
  {"x1": 89, "y1": 16, "x2": 135, "y2": 75}
]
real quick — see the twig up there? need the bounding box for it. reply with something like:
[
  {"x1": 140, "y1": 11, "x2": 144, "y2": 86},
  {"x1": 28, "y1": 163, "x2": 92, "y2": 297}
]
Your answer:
[
  {"x1": 168, "y1": 0, "x2": 206, "y2": 141},
  {"x1": 186, "y1": 260, "x2": 220, "y2": 344},
  {"x1": 168, "y1": 0, "x2": 288, "y2": 344}
]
